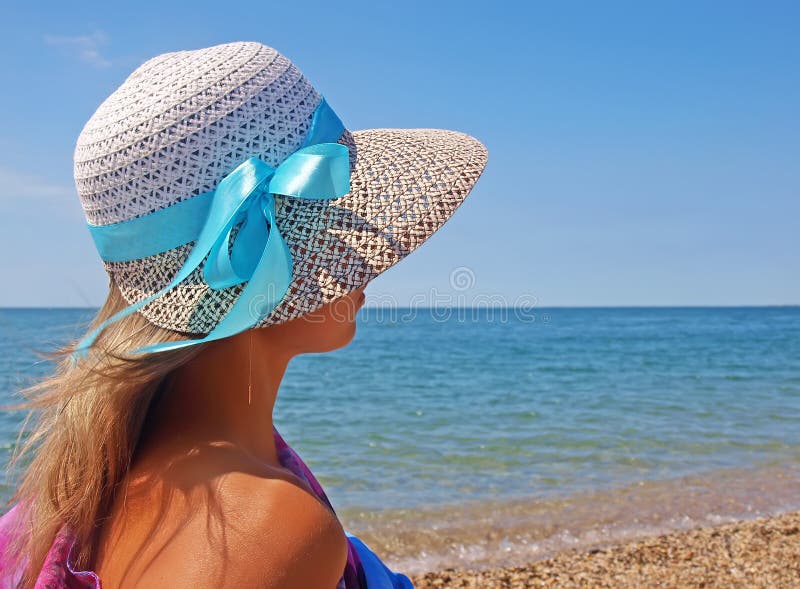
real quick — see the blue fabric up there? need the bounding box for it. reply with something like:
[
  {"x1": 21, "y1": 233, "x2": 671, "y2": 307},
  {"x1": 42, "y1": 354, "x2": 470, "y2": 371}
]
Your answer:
[
  {"x1": 345, "y1": 532, "x2": 415, "y2": 589},
  {"x1": 73, "y1": 98, "x2": 349, "y2": 361},
  {"x1": 87, "y1": 191, "x2": 215, "y2": 263}
]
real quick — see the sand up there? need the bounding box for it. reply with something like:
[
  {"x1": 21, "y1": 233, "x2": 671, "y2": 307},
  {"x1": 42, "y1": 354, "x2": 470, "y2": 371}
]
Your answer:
[{"x1": 408, "y1": 509, "x2": 800, "y2": 588}]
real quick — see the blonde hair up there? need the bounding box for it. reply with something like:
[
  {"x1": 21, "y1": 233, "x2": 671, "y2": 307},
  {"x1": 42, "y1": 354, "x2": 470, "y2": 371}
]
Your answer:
[{"x1": 3, "y1": 283, "x2": 210, "y2": 587}]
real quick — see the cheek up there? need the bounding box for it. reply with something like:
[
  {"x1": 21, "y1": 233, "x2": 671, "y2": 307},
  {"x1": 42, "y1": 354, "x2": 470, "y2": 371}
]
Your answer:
[
  {"x1": 303, "y1": 316, "x2": 356, "y2": 354},
  {"x1": 295, "y1": 297, "x2": 360, "y2": 353},
  {"x1": 325, "y1": 295, "x2": 361, "y2": 324}
]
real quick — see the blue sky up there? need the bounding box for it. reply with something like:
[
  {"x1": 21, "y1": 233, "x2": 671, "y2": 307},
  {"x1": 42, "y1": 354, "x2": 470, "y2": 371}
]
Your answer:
[{"x1": 0, "y1": 1, "x2": 797, "y2": 307}]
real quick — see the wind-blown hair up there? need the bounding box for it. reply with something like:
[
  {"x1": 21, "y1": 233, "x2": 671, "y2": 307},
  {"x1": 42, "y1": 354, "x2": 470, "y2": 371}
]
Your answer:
[{"x1": 1, "y1": 284, "x2": 208, "y2": 588}]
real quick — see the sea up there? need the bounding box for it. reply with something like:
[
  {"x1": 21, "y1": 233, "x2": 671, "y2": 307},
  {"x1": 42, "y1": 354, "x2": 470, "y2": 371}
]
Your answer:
[{"x1": 1, "y1": 306, "x2": 799, "y2": 573}]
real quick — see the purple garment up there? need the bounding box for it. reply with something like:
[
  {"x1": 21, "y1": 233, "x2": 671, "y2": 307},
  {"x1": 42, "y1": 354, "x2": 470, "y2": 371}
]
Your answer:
[{"x1": 0, "y1": 426, "x2": 401, "y2": 588}]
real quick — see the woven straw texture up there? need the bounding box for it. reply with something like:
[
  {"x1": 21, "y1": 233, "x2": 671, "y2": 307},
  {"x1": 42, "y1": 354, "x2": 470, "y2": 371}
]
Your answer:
[{"x1": 74, "y1": 41, "x2": 488, "y2": 335}]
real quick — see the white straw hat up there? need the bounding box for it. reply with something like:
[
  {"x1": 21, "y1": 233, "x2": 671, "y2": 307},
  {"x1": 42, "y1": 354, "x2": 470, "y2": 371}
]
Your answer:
[{"x1": 73, "y1": 41, "x2": 488, "y2": 354}]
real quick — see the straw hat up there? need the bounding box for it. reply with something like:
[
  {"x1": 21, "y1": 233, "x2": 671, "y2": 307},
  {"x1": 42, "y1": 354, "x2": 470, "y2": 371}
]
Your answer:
[{"x1": 73, "y1": 41, "x2": 488, "y2": 354}]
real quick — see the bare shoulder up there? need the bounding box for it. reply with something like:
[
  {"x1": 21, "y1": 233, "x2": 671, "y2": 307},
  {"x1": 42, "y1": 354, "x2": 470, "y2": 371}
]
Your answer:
[
  {"x1": 219, "y1": 469, "x2": 350, "y2": 589},
  {"x1": 95, "y1": 449, "x2": 348, "y2": 589}
]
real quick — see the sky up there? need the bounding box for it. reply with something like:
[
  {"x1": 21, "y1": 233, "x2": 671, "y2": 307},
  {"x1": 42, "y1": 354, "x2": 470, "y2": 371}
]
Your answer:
[{"x1": 0, "y1": 1, "x2": 797, "y2": 308}]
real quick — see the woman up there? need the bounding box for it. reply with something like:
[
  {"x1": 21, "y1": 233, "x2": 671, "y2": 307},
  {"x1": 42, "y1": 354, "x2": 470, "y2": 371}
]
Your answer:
[{"x1": 0, "y1": 41, "x2": 488, "y2": 588}]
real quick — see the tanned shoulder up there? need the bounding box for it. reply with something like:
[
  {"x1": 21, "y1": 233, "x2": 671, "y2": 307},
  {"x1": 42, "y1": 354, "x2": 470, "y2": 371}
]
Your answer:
[{"x1": 218, "y1": 469, "x2": 349, "y2": 589}]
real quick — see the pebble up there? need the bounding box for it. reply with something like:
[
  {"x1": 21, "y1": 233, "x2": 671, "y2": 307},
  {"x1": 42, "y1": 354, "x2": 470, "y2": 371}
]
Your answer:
[{"x1": 409, "y1": 510, "x2": 800, "y2": 588}]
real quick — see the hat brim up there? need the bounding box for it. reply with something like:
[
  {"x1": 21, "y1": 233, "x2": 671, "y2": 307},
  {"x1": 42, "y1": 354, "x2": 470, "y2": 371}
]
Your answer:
[{"x1": 114, "y1": 127, "x2": 488, "y2": 333}]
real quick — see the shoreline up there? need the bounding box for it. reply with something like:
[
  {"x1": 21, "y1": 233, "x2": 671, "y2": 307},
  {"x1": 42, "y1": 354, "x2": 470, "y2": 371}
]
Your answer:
[
  {"x1": 408, "y1": 508, "x2": 800, "y2": 588},
  {"x1": 338, "y1": 462, "x2": 800, "y2": 577}
]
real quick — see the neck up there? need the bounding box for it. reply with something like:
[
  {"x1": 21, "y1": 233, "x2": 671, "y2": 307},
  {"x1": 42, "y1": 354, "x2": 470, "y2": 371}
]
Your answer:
[{"x1": 152, "y1": 330, "x2": 291, "y2": 466}]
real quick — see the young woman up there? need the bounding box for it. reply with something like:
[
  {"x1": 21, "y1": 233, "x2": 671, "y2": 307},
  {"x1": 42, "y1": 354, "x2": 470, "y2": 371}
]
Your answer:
[{"x1": 0, "y1": 41, "x2": 488, "y2": 588}]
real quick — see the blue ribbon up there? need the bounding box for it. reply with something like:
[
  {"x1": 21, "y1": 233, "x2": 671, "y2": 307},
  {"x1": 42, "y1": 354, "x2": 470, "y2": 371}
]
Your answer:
[{"x1": 73, "y1": 98, "x2": 350, "y2": 360}]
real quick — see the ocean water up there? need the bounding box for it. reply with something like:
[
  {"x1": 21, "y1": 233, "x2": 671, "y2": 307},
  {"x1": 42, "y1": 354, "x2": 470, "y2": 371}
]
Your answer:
[{"x1": 1, "y1": 306, "x2": 799, "y2": 571}]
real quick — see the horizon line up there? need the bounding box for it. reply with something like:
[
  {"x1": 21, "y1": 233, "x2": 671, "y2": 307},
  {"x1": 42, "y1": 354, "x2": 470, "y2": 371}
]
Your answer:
[{"x1": 1, "y1": 304, "x2": 798, "y2": 311}]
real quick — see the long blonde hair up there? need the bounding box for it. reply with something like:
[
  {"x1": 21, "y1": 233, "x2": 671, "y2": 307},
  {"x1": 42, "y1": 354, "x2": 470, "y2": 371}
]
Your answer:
[{"x1": 3, "y1": 283, "x2": 210, "y2": 587}]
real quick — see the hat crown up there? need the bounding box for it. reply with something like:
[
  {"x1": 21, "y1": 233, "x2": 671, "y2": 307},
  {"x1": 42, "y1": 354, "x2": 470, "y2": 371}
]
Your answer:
[{"x1": 74, "y1": 41, "x2": 327, "y2": 227}]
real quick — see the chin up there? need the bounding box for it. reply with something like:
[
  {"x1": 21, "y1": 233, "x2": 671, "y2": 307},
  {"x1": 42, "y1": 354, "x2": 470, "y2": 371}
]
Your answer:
[
  {"x1": 333, "y1": 321, "x2": 358, "y2": 350},
  {"x1": 311, "y1": 320, "x2": 357, "y2": 354}
]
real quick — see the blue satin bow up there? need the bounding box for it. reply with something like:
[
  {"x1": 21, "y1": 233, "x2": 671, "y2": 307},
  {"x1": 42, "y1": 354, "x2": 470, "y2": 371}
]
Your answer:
[{"x1": 73, "y1": 98, "x2": 350, "y2": 360}]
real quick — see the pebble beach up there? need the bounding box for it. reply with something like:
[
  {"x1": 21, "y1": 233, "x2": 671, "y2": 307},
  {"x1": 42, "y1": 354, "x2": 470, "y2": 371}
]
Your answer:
[{"x1": 409, "y1": 509, "x2": 800, "y2": 588}]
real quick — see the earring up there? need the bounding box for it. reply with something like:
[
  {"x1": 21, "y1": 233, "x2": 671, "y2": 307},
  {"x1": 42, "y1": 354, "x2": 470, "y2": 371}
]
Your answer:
[{"x1": 248, "y1": 330, "x2": 253, "y2": 406}]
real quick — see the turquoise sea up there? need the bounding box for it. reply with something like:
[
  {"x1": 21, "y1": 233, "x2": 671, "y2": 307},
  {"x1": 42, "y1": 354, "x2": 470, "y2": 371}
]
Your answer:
[{"x1": 1, "y1": 306, "x2": 799, "y2": 572}]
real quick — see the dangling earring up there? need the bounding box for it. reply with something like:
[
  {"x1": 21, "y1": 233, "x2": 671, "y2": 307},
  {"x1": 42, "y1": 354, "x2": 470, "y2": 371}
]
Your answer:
[{"x1": 248, "y1": 330, "x2": 253, "y2": 406}]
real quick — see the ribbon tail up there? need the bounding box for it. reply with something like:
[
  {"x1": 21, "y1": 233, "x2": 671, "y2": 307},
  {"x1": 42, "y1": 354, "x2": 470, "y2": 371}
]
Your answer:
[
  {"x1": 72, "y1": 234, "x2": 228, "y2": 362},
  {"x1": 72, "y1": 271, "x2": 196, "y2": 363}
]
